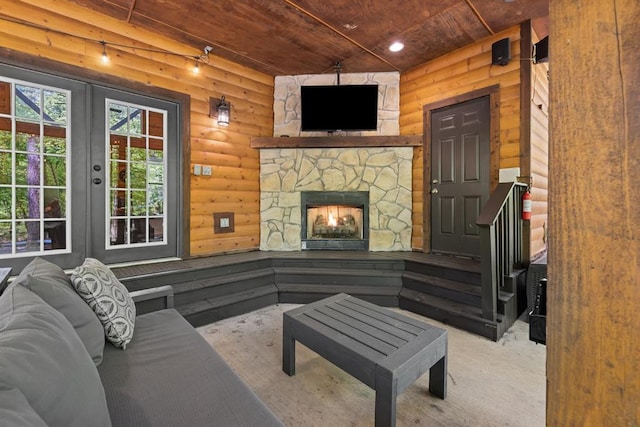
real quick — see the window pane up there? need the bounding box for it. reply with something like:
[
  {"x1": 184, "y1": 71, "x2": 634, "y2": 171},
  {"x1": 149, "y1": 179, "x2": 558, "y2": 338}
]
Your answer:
[
  {"x1": 0, "y1": 153, "x2": 10, "y2": 185},
  {"x1": 44, "y1": 190, "x2": 65, "y2": 218},
  {"x1": 129, "y1": 136, "x2": 146, "y2": 161},
  {"x1": 44, "y1": 135, "x2": 66, "y2": 155},
  {"x1": 109, "y1": 103, "x2": 128, "y2": 133},
  {"x1": 16, "y1": 221, "x2": 40, "y2": 253},
  {"x1": 0, "y1": 222, "x2": 11, "y2": 254},
  {"x1": 15, "y1": 153, "x2": 41, "y2": 186},
  {"x1": 149, "y1": 138, "x2": 163, "y2": 162},
  {"x1": 43, "y1": 90, "x2": 67, "y2": 125},
  {"x1": 110, "y1": 190, "x2": 127, "y2": 216},
  {"x1": 109, "y1": 219, "x2": 127, "y2": 245},
  {"x1": 129, "y1": 107, "x2": 143, "y2": 135},
  {"x1": 149, "y1": 217, "x2": 163, "y2": 242},
  {"x1": 0, "y1": 82, "x2": 10, "y2": 115},
  {"x1": 148, "y1": 164, "x2": 163, "y2": 185},
  {"x1": 16, "y1": 187, "x2": 40, "y2": 219},
  {"x1": 44, "y1": 220, "x2": 66, "y2": 250},
  {"x1": 15, "y1": 85, "x2": 41, "y2": 121},
  {"x1": 110, "y1": 135, "x2": 127, "y2": 160},
  {"x1": 16, "y1": 130, "x2": 40, "y2": 153},
  {"x1": 129, "y1": 163, "x2": 146, "y2": 189},
  {"x1": 130, "y1": 190, "x2": 146, "y2": 215},
  {"x1": 44, "y1": 156, "x2": 65, "y2": 187},
  {"x1": 148, "y1": 185, "x2": 163, "y2": 215},
  {"x1": 130, "y1": 218, "x2": 147, "y2": 243},
  {"x1": 110, "y1": 162, "x2": 127, "y2": 187},
  {"x1": 149, "y1": 111, "x2": 163, "y2": 137},
  {"x1": 0, "y1": 118, "x2": 12, "y2": 150},
  {"x1": 0, "y1": 187, "x2": 10, "y2": 219}
]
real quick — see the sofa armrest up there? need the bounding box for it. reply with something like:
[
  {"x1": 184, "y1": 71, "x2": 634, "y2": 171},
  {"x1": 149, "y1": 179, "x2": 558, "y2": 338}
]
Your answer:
[
  {"x1": 0, "y1": 267, "x2": 12, "y2": 295},
  {"x1": 130, "y1": 285, "x2": 174, "y2": 309}
]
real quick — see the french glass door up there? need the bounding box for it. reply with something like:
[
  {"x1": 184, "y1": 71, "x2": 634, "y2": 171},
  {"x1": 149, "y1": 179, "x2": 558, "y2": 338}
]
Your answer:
[
  {"x1": 90, "y1": 86, "x2": 180, "y2": 265},
  {"x1": 0, "y1": 63, "x2": 181, "y2": 272}
]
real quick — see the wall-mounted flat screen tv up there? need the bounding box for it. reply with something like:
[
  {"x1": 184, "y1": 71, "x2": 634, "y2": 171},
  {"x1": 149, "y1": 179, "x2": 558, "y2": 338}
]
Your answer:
[{"x1": 300, "y1": 84, "x2": 378, "y2": 132}]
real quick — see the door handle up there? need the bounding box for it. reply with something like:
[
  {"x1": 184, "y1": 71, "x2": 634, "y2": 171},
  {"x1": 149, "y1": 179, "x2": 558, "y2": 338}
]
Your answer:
[{"x1": 431, "y1": 188, "x2": 438, "y2": 194}]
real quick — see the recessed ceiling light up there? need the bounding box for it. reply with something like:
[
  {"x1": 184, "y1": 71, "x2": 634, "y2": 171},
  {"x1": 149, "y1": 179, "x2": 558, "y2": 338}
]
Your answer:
[{"x1": 389, "y1": 42, "x2": 404, "y2": 52}]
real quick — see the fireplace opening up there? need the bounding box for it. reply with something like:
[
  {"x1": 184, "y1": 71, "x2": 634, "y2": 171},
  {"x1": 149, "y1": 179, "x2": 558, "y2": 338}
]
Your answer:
[{"x1": 301, "y1": 191, "x2": 369, "y2": 250}]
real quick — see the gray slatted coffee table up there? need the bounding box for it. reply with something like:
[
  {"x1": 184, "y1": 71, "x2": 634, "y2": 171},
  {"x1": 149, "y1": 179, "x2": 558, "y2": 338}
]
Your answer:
[{"x1": 283, "y1": 293, "x2": 447, "y2": 427}]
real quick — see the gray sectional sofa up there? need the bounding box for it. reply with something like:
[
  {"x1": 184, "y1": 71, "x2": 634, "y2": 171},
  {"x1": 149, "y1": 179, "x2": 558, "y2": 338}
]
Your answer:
[{"x1": 0, "y1": 258, "x2": 283, "y2": 427}]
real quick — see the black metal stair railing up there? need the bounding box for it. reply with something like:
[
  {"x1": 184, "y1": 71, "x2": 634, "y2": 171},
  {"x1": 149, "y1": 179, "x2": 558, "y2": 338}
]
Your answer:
[{"x1": 476, "y1": 182, "x2": 529, "y2": 322}]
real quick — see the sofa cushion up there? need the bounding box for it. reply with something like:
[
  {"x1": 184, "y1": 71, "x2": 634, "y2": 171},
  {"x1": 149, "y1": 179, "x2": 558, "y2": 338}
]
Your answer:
[
  {"x1": 98, "y1": 309, "x2": 283, "y2": 427},
  {"x1": 71, "y1": 258, "x2": 136, "y2": 349},
  {"x1": 13, "y1": 257, "x2": 105, "y2": 365},
  {"x1": 0, "y1": 388, "x2": 48, "y2": 427},
  {"x1": 0, "y1": 284, "x2": 111, "y2": 427}
]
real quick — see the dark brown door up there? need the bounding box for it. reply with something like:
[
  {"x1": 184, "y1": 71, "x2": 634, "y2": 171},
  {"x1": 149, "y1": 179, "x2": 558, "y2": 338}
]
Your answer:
[{"x1": 430, "y1": 96, "x2": 490, "y2": 257}]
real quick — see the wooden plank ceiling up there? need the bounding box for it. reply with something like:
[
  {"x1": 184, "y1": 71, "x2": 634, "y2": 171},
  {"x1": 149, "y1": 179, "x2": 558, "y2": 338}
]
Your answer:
[{"x1": 67, "y1": 0, "x2": 549, "y2": 76}]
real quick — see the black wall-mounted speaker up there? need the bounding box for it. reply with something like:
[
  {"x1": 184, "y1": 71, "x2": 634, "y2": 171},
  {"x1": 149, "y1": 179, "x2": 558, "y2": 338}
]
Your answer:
[
  {"x1": 491, "y1": 38, "x2": 511, "y2": 66},
  {"x1": 534, "y1": 36, "x2": 549, "y2": 63}
]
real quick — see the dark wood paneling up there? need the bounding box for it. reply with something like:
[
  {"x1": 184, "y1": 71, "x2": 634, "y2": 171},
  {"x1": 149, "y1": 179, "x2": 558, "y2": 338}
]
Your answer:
[{"x1": 63, "y1": 0, "x2": 548, "y2": 75}]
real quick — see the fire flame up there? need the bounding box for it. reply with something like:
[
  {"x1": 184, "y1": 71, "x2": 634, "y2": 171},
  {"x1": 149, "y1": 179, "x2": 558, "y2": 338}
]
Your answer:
[{"x1": 328, "y1": 213, "x2": 337, "y2": 227}]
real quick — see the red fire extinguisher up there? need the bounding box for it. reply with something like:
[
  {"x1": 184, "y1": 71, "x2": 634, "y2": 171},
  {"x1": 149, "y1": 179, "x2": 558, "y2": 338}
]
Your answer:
[{"x1": 522, "y1": 190, "x2": 532, "y2": 221}]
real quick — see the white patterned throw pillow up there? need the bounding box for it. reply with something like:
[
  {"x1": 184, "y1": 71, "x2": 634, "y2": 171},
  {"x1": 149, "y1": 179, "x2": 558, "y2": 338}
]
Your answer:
[{"x1": 71, "y1": 258, "x2": 136, "y2": 349}]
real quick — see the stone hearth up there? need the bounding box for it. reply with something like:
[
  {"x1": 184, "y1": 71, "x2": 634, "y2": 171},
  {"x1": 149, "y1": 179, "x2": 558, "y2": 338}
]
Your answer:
[{"x1": 259, "y1": 147, "x2": 412, "y2": 251}]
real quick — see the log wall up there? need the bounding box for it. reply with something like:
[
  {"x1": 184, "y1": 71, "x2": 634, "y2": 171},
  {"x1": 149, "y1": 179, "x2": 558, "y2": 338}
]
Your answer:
[
  {"x1": 400, "y1": 24, "x2": 548, "y2": 259},
  {"x1": 529, "y1": 31, "x2": 549, "y2": 259},
  {"x1": 0, "y1": 0, "x2": 274, "y2": 257}
]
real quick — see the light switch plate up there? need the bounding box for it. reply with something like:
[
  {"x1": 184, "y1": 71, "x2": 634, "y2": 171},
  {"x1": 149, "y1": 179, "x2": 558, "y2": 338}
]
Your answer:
[{"x1": 193, "y1": 164, "x2": 202, "y2": 175}]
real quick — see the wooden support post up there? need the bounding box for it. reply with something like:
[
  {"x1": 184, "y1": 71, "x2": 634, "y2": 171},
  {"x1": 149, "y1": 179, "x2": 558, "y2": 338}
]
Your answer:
[{"x1": 548, "y1": 1, "x2": 640, "y2": 425}]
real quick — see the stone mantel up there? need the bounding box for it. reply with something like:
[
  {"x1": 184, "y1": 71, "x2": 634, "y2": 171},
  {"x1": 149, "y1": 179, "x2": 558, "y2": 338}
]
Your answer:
[{"x1": 250, "y1": 135, "x2": 422, "y2": 149}]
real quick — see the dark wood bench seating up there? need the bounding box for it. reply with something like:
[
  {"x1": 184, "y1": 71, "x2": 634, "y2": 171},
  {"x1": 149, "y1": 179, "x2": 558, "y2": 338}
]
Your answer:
[{"x1": 113, "y1": 251, "x2": 517, "y2": 341}]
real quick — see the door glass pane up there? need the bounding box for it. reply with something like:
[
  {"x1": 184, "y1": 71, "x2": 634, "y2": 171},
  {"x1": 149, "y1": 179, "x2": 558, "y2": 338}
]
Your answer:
[
  {"x1": 106, "y1": 99, "x2": 166, "y2": 249},
  {"x1": 0, "y1": 118, "x2": 12, "y2": 149},
  {"x1": 0, "y1": 77, "x2": 70, "y2": 258}
]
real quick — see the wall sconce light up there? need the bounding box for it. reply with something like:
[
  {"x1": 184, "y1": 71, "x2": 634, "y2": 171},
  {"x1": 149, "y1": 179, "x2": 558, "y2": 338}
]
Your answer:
[{"x1": 210, "y1": 96, "x2": 230, "y2": 127}]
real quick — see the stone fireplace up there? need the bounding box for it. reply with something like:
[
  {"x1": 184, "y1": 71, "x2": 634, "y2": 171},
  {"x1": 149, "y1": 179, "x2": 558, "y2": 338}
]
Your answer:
[
  {"x1": 301, "y1": 191, "x2": 369, "y2": 250},
  {"x1": 259, "y1": 146, "x2": 413, "y2": 251},
  {"x1": 259, "y1": 71, "x2": 412, "y2": 252}
]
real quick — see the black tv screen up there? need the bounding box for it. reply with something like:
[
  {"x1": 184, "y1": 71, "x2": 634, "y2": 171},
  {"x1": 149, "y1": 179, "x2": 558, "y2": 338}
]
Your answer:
[{"x1": 300, "y1": 85, "x2": 378, "y2": 132}]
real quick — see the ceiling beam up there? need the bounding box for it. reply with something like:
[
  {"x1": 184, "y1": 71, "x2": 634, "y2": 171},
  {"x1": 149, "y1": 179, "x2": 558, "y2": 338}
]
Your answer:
[
  {"x1": 126, "y1": 0, "x2": 137, "y2": 23},
  {"x1": 283, "y1": 0, "x2": 401, "y2": 72},
  {"x1": 465, "y1": 0, "x2": 495, "y2": 35}
]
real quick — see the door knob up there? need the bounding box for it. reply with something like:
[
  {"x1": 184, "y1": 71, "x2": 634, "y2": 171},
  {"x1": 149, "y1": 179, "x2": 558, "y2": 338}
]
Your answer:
[
  {"x1": 92, "y1": 178, "x2": 102, "y2": 185},
  {"x1": 431, "y1": 188, "x2": 438, "y2": 194}
]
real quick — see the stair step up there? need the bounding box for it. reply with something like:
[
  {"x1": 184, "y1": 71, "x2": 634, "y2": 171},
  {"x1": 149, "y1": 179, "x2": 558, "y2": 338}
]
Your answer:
[
  {"x1": 399, "y1": 288, "x2": 502, "y2": 340},
  {"x1": 178, "y1": 284, "x2": 279, "y2": 327},
  {"x1": 402, "y1": 271, "x2": 481, "y2": 306},
  {"x1": 172, "y1": 267, "x2": 275, "y2": 306},
  {"x1": 403, "y1": 258, "x2": 481, "y2": 285},
  {"x1": 273, "y1": 267, "x2": 401, "y2": 286}
]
